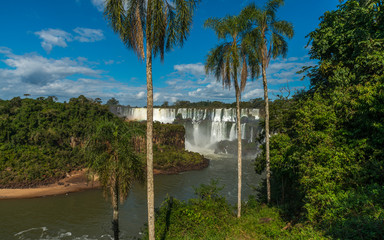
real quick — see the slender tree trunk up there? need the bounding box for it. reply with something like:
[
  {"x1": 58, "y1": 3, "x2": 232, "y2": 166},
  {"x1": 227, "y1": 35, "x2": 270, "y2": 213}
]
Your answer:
[
  {"x1": 236, "y1": 87, "x2": 242, "y2": 218},
  {"x1": 146, "y1": 42, "x2": 155, "y2": 240},
  {"x1": 262, "y1": 66, "x2": 271, "y2": 204},
  {"x1": 112, "y1": 180, "x2": 119, "y2": 240}
]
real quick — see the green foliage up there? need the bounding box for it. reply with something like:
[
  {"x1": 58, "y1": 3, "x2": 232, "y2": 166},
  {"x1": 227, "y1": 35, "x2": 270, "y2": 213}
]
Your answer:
[
  {"x1": 254, "y1": 1, "x2": 384, "y2": 239},
  {"x1": 205, "y1": 11, "x2": 260, "y2": 93},
  {"x1": 106, "y1": 97, "x2": 119, "y2": 106},
  {"x1": 104, "y1": 0, "x2": 200, "y2": 61},
  {"x1": 128, "y1": 121, "x2": 207, "y2": 172},
  {"x1": 0, "y1": 96, "x2": 206, "y2": 187},
  {"x1": 152, "y1": 146, "x2": 205, "y2": 171},
  {"x1": 193, "y1": 179, "x2": 224, "y2": 201},
  {"x1": 0, "y1": 96, "x2": 116, "y2": 187},
  {"x1": 141, "y1": 182, "x2": 327, "y2": 239},
  {"x1": 85, "y1": 119, "x2": 144, "y2": 203}
]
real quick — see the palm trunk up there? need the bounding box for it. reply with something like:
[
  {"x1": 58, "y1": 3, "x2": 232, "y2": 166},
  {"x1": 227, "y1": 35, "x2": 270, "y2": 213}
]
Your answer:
[
  {"x1": 112, "y1": 180, "x2": 119, "y2": 240},
  {"x1": 146, "y1": 42, "x2": 155, "y2": 240},
  {"x1": 262, "y1": 66, "x2": 271, "y2": 204},
  {"x1": 236, "y1": 87, "x2": 242, "y2": 218}
]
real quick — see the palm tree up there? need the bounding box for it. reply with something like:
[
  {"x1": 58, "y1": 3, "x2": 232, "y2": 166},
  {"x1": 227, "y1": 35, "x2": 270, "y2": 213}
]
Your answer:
[
  {"x1": 86, "y1": 120, "x2": 144, "y2": 240},
  {"x1": 205, "y1": 14, "x2": 260, "y2": 218},
  {"x1": 242, "y1": 0, "x2": 294, "y2": 204},
  {"x1": 104, "y1": 1, "x2": 200, "y2": 238}
]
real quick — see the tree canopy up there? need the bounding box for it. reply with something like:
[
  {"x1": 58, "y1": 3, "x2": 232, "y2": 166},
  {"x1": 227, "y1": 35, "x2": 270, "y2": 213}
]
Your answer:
[{"x1": 255, "y1": 1, "x2": 384, "y2": 238}]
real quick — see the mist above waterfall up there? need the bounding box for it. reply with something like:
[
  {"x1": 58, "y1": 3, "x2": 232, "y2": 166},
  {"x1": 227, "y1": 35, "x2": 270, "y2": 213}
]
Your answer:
[{"x1": 110, "y1": 106, "x2": 260, "y2": 154}]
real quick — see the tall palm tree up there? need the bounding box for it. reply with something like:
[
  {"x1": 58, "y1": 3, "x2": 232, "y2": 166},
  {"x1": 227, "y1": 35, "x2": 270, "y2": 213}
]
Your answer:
[
  {"x1": 86, "y1": 120, "x2": 144, "y2": 240},
  {"x1": 205, "y1": 14, "x2": 260, "y2": 218},
  {"x1": 242, "y1": 0, "x2": 294, "y2": 204},
  {"x1": 104, "y1": 1, "x2": 200, "y2": 238}
]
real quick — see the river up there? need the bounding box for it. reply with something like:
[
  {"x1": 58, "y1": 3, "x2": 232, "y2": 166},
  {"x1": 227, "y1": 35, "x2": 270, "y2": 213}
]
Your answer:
[{"x1": 0, "y1": 153, "x2": 263, "y2": 240}]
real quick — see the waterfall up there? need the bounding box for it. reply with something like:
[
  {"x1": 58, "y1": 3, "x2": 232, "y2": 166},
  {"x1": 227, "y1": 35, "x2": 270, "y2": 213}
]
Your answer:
[
  {"x1": 229, "y1": 123, "x2": 236, "y2": 141},
  {"x1": 110, "y1": 106, "x2": 259, "y2": 148}
]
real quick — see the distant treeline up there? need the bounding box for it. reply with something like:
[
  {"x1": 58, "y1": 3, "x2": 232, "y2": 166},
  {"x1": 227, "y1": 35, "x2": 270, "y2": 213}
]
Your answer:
[
  {"x1": 155, "y1": 98, "x2": 265, "y2": 109},
  {"x1": 104, "y1": 96, "x2": 266, "y2": 109}
]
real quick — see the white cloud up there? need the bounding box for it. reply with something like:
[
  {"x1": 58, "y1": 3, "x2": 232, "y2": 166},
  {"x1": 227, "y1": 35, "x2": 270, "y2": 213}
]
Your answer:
[
  {"x1": 288, "y1": 57, "x2": 298, "y2": 61},
  {"x1": 136, "y1": 91, "x2": 145, "y2": 98},
  {"x1": 0, "y1": 48, "x2": 150, "y2": 105},
  {"x1": 1, "y1": 53, "x2": 101, "y2": 86},
  {"x1": 174, "y1": 63, "x2": 205, "y2": 76},
  {"x1": 104, "y1": 60, "x2": 115, "y2": 65},
  {"x1": 243, "y1": 88, "x2": 264, "y2": 99},
  {"x1": 34, "y1": 28, "x2": 104, "y2": 53},
  {"x1": 34, "y1": 29, "x2": 72, "y2": 53},
  {"x1": 0, "y1": 46, "x2": 314, "y2": 106},
  {"x1": 155, "y1": 56, "x2": 315, "y2": 104},
  {"x1": 154, "y1": 93, "x2": 161, "y2": 102},
  {"x1": 91, "y1": 0, "x2": 105, "y2": 11},
  {"x1": 74, "y1": 27, "x2": 104, "y2": 42},
  {"x1": 0, "y1": 47, "x2": 12, "y2": 55}
]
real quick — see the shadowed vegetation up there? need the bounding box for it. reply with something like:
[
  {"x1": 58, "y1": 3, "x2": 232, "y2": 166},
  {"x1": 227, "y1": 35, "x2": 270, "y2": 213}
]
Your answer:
[{"x1": 255, "y1": 0, "x2": 384, "y2": 239}]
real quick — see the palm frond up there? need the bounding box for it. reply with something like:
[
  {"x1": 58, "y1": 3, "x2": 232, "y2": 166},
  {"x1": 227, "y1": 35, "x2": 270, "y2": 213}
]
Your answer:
[
  {"x1": 105, "y1": 0, "x2": 126, "y2": 34},
  {"x1": 165, "y1": 1, "x2": 177, "y2": 51},
  {"x1": 84, "y1": 119, "x2": 144, "y2": 205},
  {"x1": 265, "y1": 0, "x2": 284, "y2": 20},
  {"x1": 151, "y1": 0, "x2": 167, "y2": 61},
  {"x1": 271, "y1": 32, "x2": 288, "y2": 59},
  {"x1": 272, "y1": 20, "x2": 294, "y2": 39}
]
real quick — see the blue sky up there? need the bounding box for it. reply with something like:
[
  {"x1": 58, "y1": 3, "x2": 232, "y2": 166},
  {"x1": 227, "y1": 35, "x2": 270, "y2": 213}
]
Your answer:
[{"x1": 0, "y1": 0, "x2": 340, "y2": 106}]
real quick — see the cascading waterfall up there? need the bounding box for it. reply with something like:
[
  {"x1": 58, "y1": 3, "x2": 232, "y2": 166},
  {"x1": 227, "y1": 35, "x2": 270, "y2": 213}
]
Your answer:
[
  {"x1": 229, "y1": 124, "x2": 237, "y2": 141},
  {"x1": 110, "y1": 106, "x2": 259, "y2": 150},
  {"x1": 249, "y1": 127, "x2": 254, "y2": 143}
]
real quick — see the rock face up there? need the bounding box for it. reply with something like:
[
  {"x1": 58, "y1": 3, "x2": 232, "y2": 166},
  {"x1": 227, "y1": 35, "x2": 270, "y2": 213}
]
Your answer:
[{"x1": 131, "y1": 123, "x2": 185, "y2": 153}]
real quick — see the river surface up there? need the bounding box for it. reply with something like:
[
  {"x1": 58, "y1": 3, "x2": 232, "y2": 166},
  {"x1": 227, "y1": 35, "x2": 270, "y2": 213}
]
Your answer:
[{"x1": 0, "y1": 153, "x2": 263, "y2": 240}]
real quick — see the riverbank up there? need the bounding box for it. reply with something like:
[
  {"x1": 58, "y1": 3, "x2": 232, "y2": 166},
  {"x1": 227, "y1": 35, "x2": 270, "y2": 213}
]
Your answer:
[
  {"x1": 0, "y1": 169, "x2": 100, "y2": 200},
  {"x1": 0, "y1": 159, "x2": 210, "y2": 200}
]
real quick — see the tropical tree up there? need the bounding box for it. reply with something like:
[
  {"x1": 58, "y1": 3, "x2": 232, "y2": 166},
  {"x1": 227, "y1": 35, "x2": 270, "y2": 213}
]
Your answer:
[
  {"x1": 242, "y1": 0, "x2": 293, "y2": 204},
  {"x1": 106, "y1": 97, "x2": 120, "y2": 106},
  {"x1": 104, "y1": 1, "x2": 200, "y2": 238},
  {"x1": 205, "y1": 13, "x2": 260, "y2": 218},
  {"x1": 85, "y1": 120, "x2": 144, "y2": 240}
]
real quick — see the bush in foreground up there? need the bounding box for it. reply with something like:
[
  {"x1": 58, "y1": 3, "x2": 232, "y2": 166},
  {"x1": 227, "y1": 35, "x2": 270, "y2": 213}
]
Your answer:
[{"x1": 142, "y1": 180, "x2": 327, "y2": 239}]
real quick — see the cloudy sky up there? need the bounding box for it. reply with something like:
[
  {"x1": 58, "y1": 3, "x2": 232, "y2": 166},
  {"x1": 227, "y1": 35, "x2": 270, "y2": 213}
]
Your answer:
[{"x1": 0, "y1": 0, "x2": 339, "y2": 106}]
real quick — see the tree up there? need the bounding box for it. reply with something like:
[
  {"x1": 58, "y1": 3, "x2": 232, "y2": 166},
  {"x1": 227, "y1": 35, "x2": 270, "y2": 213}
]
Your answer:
[
  {"x1": 106, "y1": 97, "x2": 120, "y2": 106},
  {"x1": 161, "y1": 101, "x2": 169, "y2": 108},
  {"x1": 261, "y1": 1, "x2": 384, "y2": 238},
  {"x1": 104, "y1": 1, "x2": 200, "y2": 238},
  {"x1": 85, "y1": 120, "x2": 144, "y2": 240},
  {"x1": 242, "y1": 0, "x2": 293, "y2": 204},
  {"x1": 205, "y1": 13, "x2": 259, "y2": 217},
  {"x1": 94, "y1": 97, "x2": 103, "y2": 104}
]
